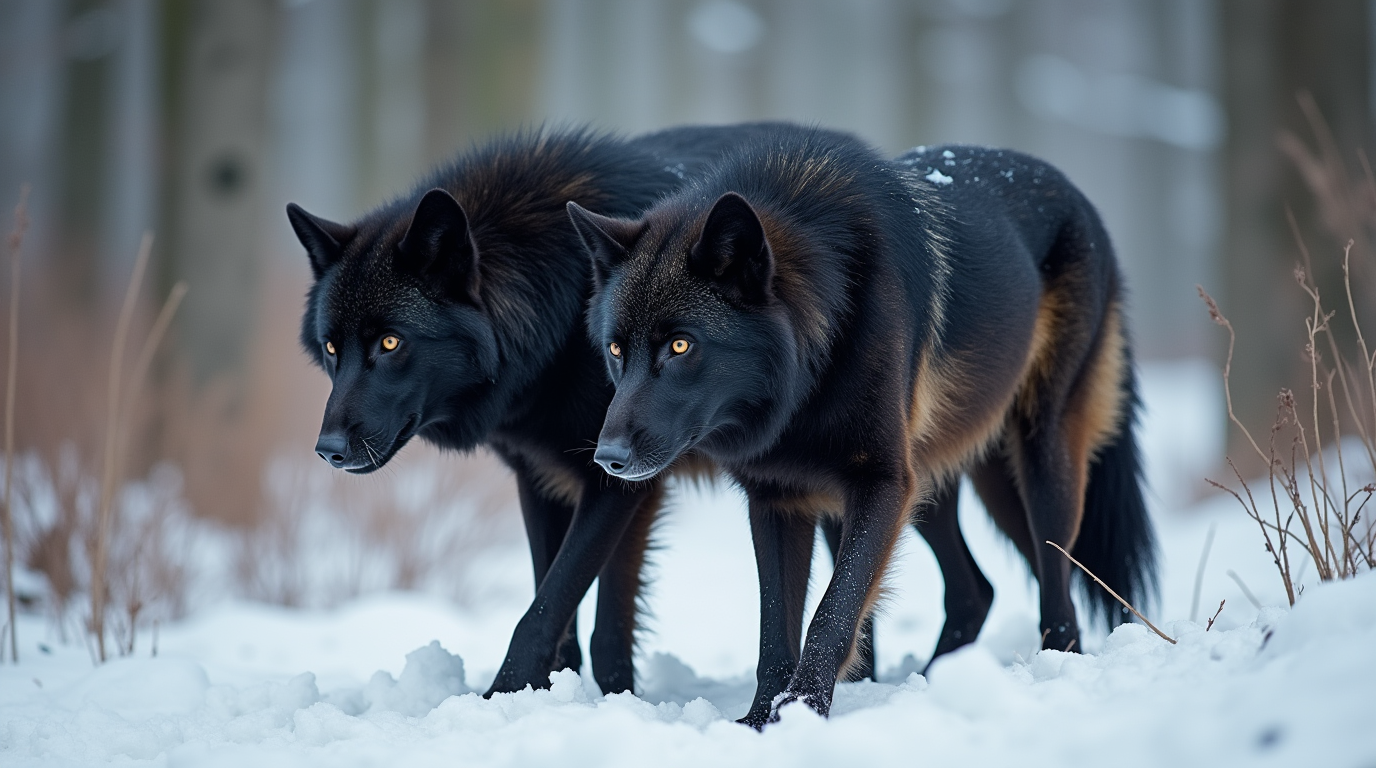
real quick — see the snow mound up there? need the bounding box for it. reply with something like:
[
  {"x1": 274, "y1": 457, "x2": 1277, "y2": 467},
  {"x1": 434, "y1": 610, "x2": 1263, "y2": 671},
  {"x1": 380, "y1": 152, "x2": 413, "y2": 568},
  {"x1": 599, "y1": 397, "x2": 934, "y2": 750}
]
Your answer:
[
  {"x1": 362, "y1": 641, "x2": 469, "y2": 717},
  {"x1": 3, "y1": 572, "x2": 1374, "y2": 767},
  {"x1": 60, "y1": 657, "x2": 210, "y2": 720}
]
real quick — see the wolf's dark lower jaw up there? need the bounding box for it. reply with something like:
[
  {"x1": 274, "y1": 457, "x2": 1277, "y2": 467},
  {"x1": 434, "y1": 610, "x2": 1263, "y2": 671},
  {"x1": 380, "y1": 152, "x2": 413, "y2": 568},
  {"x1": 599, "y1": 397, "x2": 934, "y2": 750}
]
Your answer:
[{"x1": 345, "y1": 414, "x2": 421, "y2": 475}]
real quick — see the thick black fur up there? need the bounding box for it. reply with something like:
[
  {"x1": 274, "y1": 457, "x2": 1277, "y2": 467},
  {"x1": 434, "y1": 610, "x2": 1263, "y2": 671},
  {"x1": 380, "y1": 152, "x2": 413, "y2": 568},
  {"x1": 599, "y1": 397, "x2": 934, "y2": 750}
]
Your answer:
[
  {"x1": 289, "y1": 124, "x2": 790, "y2": 697},
  {"x1": 572, "y1": 128, "x2": 1157, "y2": 727}
]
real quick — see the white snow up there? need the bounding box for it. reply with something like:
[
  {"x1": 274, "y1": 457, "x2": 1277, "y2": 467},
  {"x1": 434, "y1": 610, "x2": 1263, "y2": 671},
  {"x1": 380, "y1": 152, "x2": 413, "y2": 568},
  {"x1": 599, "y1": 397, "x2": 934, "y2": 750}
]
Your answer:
[
  {"x1": 2, "y1": 361, "x2": 1374, "y2": 767},
  {"x1": 924, "y1": 169, "x2": 953, "y2": 186}
]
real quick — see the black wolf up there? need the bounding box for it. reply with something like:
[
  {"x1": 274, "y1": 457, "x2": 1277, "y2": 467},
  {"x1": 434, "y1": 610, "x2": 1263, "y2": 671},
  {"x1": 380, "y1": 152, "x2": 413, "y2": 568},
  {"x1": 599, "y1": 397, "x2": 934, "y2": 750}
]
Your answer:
[
  {"x1": 569, "y1": 127, "x2": 1156, "y2": 726},
  {"x1": 288, "y1": 124, "x2": 788, "y2": 697}
]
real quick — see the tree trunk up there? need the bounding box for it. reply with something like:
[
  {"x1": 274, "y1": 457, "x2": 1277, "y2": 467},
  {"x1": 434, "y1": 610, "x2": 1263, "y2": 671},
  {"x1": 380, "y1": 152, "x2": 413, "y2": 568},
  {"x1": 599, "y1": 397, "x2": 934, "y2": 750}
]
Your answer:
[{"x1": 159, "y1": 0, "x2": 276, "y2": 385}]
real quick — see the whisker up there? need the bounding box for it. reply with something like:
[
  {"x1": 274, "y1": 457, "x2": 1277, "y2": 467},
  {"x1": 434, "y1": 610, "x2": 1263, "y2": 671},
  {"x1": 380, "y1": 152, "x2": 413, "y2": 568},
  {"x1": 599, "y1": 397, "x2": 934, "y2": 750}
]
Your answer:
[{"x1": 359, "y1": 435, "x2": 382, "y2": 467}]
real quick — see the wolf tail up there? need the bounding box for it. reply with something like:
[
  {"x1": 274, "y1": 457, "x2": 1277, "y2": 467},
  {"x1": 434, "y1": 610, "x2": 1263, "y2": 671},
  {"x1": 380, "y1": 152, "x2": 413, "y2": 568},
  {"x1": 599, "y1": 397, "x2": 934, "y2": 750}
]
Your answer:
[{"x1": 1071, "y1": 361, "x2": 1159, "y2": 628}]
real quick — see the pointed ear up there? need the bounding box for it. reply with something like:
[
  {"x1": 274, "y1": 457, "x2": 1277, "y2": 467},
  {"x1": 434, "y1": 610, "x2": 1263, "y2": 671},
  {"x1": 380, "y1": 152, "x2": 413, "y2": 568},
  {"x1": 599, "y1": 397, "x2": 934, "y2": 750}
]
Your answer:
[
  {"x1": 567, "y1": 201, "x2": 642, "y2": 287},
  {"x1": 689, "y1": 192, "x2": 774, "y2": 306},
  {"x1": 287, "y1": 203, "x2": 357, "y2": 279},
  {"x1": 396, "y1": 188, "x2": 482, "y2": 305}
]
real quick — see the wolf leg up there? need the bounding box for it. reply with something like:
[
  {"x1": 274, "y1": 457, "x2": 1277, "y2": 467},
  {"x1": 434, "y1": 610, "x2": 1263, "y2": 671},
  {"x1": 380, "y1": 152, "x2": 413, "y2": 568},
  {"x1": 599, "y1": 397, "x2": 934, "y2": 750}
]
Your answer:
[
  {"x1": 486, "y1": 482, "x2": 651, "y2": 696},
  {"x1": 1009, "y1": 426, "x2": 1085, "y2": 653},
  {"x1": 512, "y1": 465, "x2": 582, "y2": 673},
  {"x1": 820, "y1": 517, "x2": 875, "y2": 682},
  {"x1": 1008, "y1": 285, "x2": 1124, "y2": 653},
  {"x1": 769, "y1": 473, "x2": 911, "y2": 723},
  {"x1": 590, "y1": 486, "x2": 663, "y2": 695},
  {"x1": 913, "y1": 480, "x2": 993, "y2": 667},
  {"x1": 739, "y1": 489, "x2": 817, "y2": 730}
]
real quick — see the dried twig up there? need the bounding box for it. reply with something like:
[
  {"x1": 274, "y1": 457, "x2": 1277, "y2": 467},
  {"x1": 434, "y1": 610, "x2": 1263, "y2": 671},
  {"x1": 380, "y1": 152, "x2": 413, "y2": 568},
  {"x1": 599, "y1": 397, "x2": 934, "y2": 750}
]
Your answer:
[
  {"x1": 125, "y1": 282, "x2": 187, "y2": 421},
  {"x1": 1045, "y1": 540, "x2": 1176, "y2": 644},
  {"x1": 2, "y1": 185, "x2": 28, "y2": 664},
  {"x1": 1205, "y1": 600, "x2": 1225, "y2": 631},
  {"x1": 1197, "y1": 286, "x2": 1268, "y2": 464}
]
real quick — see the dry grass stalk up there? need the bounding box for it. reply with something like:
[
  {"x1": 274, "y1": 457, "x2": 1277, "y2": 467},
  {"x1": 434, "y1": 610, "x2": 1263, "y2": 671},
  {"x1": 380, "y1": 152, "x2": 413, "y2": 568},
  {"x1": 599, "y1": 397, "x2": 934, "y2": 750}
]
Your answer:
[
  {"x1": 3, "y1": 185, "x2": 29, "y2": 664},
  {"x1": 1045, "y1": 539, "x2": 1176, "y2": 644},
  {"x1": 111, "y1": 284, "x2": 186, "y2": 658},
  {"x1": 124, "y1": 281, "x2": 188, "y2": 451},
  {"x1": 90, "y1": 233, "x2": 152, "y2": 662},
  {"x1": 1189, "y1": 522, "x2": 1217, "y2": 623},
  {"x1": 1277, "y1": 91, "x2": 1376, "y2": 271},
  {"x1": 1227, "y1": 569, "x2": 1262, "y2": 610}
]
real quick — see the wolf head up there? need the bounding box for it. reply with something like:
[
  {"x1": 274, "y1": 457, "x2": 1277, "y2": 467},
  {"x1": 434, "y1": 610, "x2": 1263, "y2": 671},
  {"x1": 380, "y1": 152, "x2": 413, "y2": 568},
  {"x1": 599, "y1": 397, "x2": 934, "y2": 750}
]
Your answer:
[
  {"x1": 290, "y1": 189, "x2": 499, "y2": 473},
  {"x1": 569, "y1": 193, "x2": 803, "y2": 481}
]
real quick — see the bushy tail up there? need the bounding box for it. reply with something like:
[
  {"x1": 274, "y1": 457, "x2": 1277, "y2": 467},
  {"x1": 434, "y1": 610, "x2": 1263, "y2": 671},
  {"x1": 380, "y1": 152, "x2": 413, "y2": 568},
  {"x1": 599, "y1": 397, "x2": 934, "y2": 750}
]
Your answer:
[{"x1": 1072, "y1": 366, "x2": 1158, "y2": 628}]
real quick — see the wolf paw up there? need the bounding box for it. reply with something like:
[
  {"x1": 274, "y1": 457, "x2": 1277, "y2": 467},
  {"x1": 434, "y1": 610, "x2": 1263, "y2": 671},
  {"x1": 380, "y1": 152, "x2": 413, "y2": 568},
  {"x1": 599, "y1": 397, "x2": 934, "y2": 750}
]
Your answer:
[
  {"x1": 1040, "y1": 621, "x2": 1082, "y2": 654},
  {"x1": 483, "y1": 660, "x2": 551, "y2": 698},
  {"x1": 736, "y1": 709, "x2": 772, "y2": 731}
]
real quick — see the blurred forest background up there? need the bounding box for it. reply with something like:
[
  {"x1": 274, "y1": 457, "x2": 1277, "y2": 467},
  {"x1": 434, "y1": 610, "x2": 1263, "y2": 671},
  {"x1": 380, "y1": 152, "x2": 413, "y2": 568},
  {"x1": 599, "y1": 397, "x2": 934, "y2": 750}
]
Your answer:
[{"x1": 0, "y1": 0, "x2": 1373, "y2": 645}]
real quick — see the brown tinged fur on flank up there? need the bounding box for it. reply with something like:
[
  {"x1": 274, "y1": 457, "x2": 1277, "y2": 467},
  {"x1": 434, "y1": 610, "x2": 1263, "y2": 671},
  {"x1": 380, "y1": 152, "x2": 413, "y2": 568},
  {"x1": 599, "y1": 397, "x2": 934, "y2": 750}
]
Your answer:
[
  {"x1": 1066, "y1": 305, "x2": 1130, "y2": 466},
  {"x1": 1000, "y1": 292, "x2": 1130, "y2": 556},
  {"x1": 1044, "y1": 302, "x2": 1131, "y2": 552},
  {"x1": 904, "y1": 272, "x2": 1069, "y2": 493},
  {"x1": 1015, "y1": 287, "x2": 1072, "y2": 421},
  {"x1": 905, "y1": 350, "x2": 1005, "y2": 488}
]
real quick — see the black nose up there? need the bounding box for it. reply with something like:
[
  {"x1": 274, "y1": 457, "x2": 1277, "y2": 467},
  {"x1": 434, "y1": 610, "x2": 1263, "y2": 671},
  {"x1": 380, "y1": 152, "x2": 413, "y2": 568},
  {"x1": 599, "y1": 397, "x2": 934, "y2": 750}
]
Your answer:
[
  {"x1": 315, "y1": 432, "x2": 349, "y2": 469},
  {"x1": 594, "y1": 440, "x2": 633, "y2": 476}
]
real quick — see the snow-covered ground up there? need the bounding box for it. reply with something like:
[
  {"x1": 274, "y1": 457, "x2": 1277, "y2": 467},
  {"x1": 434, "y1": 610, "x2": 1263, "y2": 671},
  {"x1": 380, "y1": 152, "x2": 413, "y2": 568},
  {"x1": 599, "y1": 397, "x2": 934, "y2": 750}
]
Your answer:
[{"x1": 3, "y1": 359, "x2": 1375, "y2": 767}]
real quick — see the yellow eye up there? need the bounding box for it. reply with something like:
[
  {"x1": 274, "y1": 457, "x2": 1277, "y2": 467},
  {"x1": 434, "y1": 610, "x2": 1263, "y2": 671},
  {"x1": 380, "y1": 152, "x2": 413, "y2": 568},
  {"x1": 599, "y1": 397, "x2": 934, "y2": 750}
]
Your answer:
[
  {"x1": 325, "y1": 341, "x2": 336, "y2": 355},
  {"x1": 671, "y1": 338, "x2": 690, "y2": 355},
  {"x1": 381, "y1": 335, "x2": 400, "y2": 351},
  {"x1": 609, "y1": 342, "x2": 621, "y2": 358}
]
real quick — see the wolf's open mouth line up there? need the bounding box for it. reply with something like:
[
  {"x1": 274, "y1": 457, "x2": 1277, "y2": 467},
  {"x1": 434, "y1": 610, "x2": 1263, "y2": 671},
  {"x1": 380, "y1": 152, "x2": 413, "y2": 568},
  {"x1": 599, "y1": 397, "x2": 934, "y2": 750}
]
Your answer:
[
  {"x1": 384, "y1": 414, "x2": 421, "y2": 460},
  {"x1": 618, "y1": 467, "x2": 665, "y2": 482},
  {"x1": 393, "y1": 414, "x2": 420, "y2": 450},
  {"x1": 620, "y1": 435, "x2": 701, "y2": 482}
]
